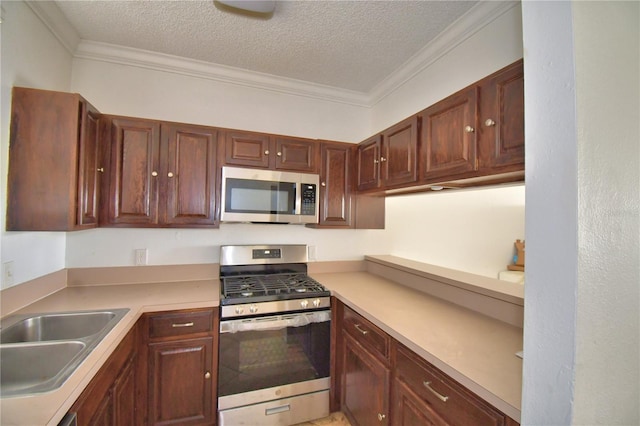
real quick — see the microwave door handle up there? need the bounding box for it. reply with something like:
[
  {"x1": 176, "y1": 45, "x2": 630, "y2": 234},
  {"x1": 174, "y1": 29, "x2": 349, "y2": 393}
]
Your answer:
[{"x1": 294, "y1": 182, "x2": 301, "y2": 215}]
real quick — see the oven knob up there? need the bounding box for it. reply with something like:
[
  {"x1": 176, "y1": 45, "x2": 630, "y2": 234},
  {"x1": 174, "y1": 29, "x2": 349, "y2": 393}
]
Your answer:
[
  {"x1": 249, "y1": 304, "x2": 258, "y2": 314},
  {"x1": 300, "y1": 300, "x2": 309, "y2": 308},
  {"x1": 235, "y1": 306, "x2": 244, "y2": 315},
  {"x1": 313, "y1": 298, "x2": 321, "y2": 307}
]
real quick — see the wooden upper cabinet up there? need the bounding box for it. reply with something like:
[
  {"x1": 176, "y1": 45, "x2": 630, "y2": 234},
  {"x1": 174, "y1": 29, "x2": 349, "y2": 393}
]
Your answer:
[
  {"x1": 380, "y1": 115, "x2": 419, "y2": 188},
  {"x1": 6, "y1": 87, "x2": 103, "y2": 231},
  {"x1": 223, "y1": 131, "x2": 318, "y2": 172},
  {"x1": 356, "y1": 135, "x2": 382, "y2": 191},
  {"x1": 273, "y1": 135, "x2": 318, "y2": 172},
  {"x1": 478, "y1": 60, "x2": 525, "y2": 170},
  {"x1": 103, "y1": 117, "x2": 218, "y2": 227},
  {"x1": 316, "y1": 142, "x2": 352, "y2": 227},
  {"x1": 162, "y1": 124, "x2": 218, "y2": 226},
  {"x1": 223, "y1": 130, "x2": 271, "y2": 168},
  {"x1": 419, "y1": 86, "x2": 479, "y2": 181},
  {"x1": 103, "y1": 116, "x2": 161, "y2": 226}
]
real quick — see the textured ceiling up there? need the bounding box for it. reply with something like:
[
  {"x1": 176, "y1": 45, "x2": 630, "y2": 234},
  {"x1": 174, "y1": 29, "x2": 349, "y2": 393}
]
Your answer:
[{"x1": 54, "y1": 0, "x2": 477, "y2": 93}]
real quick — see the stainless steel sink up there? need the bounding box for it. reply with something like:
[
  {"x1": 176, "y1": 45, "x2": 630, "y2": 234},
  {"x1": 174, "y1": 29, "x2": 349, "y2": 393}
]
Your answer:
[
  {"x1": 0, "y1": 308, "x2": 129, "y2": 398},
  {"x1": 1, "y1": 341, "x2": 86, "y2": 396},
  {"x1": 1, "y1": 311, "x2": 120, "y2": 343}
]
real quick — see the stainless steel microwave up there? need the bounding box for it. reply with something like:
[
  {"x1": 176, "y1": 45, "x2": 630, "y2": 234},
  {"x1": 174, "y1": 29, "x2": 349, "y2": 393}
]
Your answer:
[{"x1": 220, "y1": 166, "x2": 319, "y2": 224}]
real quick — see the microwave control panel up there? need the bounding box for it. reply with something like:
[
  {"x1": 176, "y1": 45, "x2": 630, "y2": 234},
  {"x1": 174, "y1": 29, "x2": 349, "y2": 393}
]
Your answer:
[{"x1": 301, "y1": 184, "x2": 317, "y2": 216}]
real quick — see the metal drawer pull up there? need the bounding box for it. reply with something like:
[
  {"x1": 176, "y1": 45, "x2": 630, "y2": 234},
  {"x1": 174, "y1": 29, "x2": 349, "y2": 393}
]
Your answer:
[
  {"x1": 377, "y1": 413, "x2": 386, "y2": 421},
  {"x1": 354, "y1": 324, "x2": 369, "y2": 335},
  {"x1": 265, "y1": 404, "x2": 290, "y2": 415},
  {"x1": 423, "y1": 381, "x2": 449, "y2": 402},
  {"x1": 171, "y1": 322, "x2": 194, "y2": 328},
  {"x1": 205, "y1": 371, "x2": 211, "y2": 379}
]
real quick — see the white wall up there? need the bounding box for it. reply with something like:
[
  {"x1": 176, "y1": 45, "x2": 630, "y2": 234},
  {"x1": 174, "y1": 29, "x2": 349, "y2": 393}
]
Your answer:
[
  {"x1": 71, "y1": 57, "x2": 369, "y2": 143},
  {"x1": 521, "y1": 1, "x2": 639, "y2": 424},
  {"x1": 0, "y1": 1, "x2": 73, "y2": 289},
  {"x1": 385, "y1": 185, "x2": 524, "y2": 278}
]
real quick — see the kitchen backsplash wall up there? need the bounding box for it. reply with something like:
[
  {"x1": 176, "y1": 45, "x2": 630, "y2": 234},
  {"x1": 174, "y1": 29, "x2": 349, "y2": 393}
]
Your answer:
[
  {"x1": 386, "y1": 185, "x2": 525, "y2": 278},
  {"x1": 65, "y1": 226, "x2": 390, "y2": 267}
]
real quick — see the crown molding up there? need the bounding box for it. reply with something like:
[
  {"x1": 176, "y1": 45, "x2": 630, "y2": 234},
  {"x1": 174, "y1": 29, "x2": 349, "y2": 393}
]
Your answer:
[
  {"x1": 369, "y1": 1, "x2": 521, "y2": 106},
  {"x1": 74, "y1": 41, "x2": 372, "y2": 107},
  {"x1": 28, "y1": 0, "x2": 519, "y2": 108},
  {"x1": 24, "y1": 0, "x2": 80, "y2": 54}
]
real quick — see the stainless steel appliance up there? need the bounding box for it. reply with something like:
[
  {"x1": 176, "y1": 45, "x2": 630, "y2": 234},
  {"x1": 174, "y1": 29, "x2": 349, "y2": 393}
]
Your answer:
[
  {"x1": 220, "y1": 166, "x2": 319, "y2": 224},
  {"x1": 217, "y1": 244, "x2": 331, "y2": 425}
]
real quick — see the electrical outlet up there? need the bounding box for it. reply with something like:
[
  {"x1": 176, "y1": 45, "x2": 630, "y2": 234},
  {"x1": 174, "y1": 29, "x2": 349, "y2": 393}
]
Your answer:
[
  {"x1": 135, "y1": 249, "x2": 148, "y2": 266},
  {"x1": 3, "y1": 261, "x2": 15, "y2": 287}
]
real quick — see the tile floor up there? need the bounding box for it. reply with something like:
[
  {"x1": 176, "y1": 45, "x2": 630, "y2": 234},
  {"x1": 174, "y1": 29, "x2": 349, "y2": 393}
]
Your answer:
[{"x1": 294, "y1": 412, "x2": 352, "y2": 426}]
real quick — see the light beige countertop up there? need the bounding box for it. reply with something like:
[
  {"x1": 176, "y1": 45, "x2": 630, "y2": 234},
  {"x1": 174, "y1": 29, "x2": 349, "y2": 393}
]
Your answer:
[
  {"x1": 311, "y1": 258, "x2": 523, "y2": 422},
  {"x1": 0, "y1": 279, "x2": 219, "y2": 426},
  {"x1": 1, "y1": 258, "x2": 522, "y2": 425}
]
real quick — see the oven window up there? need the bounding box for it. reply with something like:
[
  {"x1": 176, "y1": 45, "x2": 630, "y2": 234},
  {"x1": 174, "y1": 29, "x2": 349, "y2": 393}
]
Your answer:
[
  {"x1": 225, "y1": 178, "x2": 296, "y2": 214},
  {"x1": 218, "y1": 316, "x2": 330, "y2": 397}
]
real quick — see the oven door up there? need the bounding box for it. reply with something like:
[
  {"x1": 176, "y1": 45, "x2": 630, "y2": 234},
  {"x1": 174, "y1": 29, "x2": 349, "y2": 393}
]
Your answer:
[{"x1": 218, "y1": 310, "x2": 330, "y2": 408}]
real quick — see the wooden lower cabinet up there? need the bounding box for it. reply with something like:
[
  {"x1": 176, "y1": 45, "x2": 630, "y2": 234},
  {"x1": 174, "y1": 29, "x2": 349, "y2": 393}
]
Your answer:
[
  {"x1": 342, "y1": 333, "x2": 391, "y2": 426},
  {"x1": 141, "y1": 308, "x2": 218, "y2": 426},
  {"x1": 334, "y1": 299, "x2": 519, "y2": 426},
  {"x1": 393, "y1": 343, "x2": 507, "y2": 426},
  {"x1": 71, "y1": 323, "x2": 139, "y2": 426}
]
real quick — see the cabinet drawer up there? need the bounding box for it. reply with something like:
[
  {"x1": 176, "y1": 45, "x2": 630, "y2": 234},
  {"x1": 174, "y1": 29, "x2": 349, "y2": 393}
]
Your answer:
[
  {"x1": 148, "y1": 309, "x2": 213, "y2": 339},
  {"x1": 395, "y1": 344, "x2": 505, "y2": 426},
  {"x1": 342, "y1": 306, "x2": 390, "y2": 361}
]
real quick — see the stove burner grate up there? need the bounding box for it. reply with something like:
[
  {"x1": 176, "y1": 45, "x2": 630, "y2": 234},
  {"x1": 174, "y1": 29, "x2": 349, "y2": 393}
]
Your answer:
[{"x1": 222, "y1": 273, "x2": 327, "y2": 302}]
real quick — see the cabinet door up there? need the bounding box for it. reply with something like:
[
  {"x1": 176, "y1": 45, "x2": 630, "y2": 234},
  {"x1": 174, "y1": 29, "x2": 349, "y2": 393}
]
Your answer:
[
  {"x1": 356, "y1": 135, "x2": 382, "y2": 191},
  {"x1": 162, "y1": 124, "x2": 218, "y2": 226},
  {"x1": 381, "y1": 116, "x2": 418, "y2": 188},
  {"x1": 420, "y1": 87, "x2": 478, "y2": 181},
  {"x1": 112, "y1": 355, "x2": 137, "y2": 426},
  {"x1": 77, "y1": 100, "x2": 102, "y2": 228},
  {"x1": 274, "y1": 136, "x2": 318, "y2": 172},
  {"x1": 223, "y1": 130, "x2": 271, "y2": 168},
  {"x1": 148, "y1": 337, "x2": 214, "y2": 426},
  {"x1": 342, "y1": 333, "x2": 390, "y2": 426},
  {"x1": 318, "y1": 142, "x2": 351, "y2": 227},
  {"x1": 478, "y1": 61, "x2": 525, "y2": 169},
  {"x1": 6, "y1": 87, "x2": 101, "y2": 231},
  {"x1": 392, "y1": 380, "x2": 447, "y2": 426},
  {"x1": 105, "y1": 117, "x2": 161, "y2": 225}
]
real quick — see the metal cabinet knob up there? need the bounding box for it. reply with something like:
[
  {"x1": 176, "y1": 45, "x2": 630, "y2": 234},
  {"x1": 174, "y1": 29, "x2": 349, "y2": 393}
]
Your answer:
[
  {"x1": 168, "y1": 172, "x2": 174, "y2": 178},
  {"x1": 205, "y1": 371, "x2": 211, "y2": 379},
  {"x1": 97, "y1": 167, "x2": 104, "y2": 173},
  {"x1": 264, "y1": 150, "x2": 270, "y2": 155},
  {"x1": 374, "y1": 159, "x2": 379, "y2": 164},
  {"x1": 485, "y1": 118, "x2": 496, "y2": 127},
  {"x1": 321, "y1": 182, "x2": 326, "y2": 187},
  {"x1": 380, "y1": 156, "x2": 387, "y2": 162},
  {"x1": 377, "y1": 413, "x2": 386, "y2": 421},
  {"x1": 151, "y1": 171, "x2": 158, "y2": 177},
  {"x1": 277, "y1": 151, "x2": 282, "y2": 157},
  {"x1": 464, "y1": 125, "x2": 475, "y2": 133}
]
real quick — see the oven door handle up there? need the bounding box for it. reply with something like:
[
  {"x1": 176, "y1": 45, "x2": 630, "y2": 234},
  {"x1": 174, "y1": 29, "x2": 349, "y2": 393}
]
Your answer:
[{"x1": 220, "y1": 310, "x2": 330, "y2": 334}]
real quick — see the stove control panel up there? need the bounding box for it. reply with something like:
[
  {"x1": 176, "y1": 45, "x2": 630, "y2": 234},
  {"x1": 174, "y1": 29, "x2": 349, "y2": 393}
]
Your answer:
[
  {"x1": 220, "y1": 297, "x2": 331, "y2": 319},
  {"x1": 252, "y1": 249, "x2": 281, "y2": 259}
]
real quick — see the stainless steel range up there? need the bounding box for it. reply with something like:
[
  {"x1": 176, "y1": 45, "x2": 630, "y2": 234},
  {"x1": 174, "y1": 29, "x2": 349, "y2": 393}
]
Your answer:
[{"x1": 217, "y1": 244, "x2": 331, "y2": 426}]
